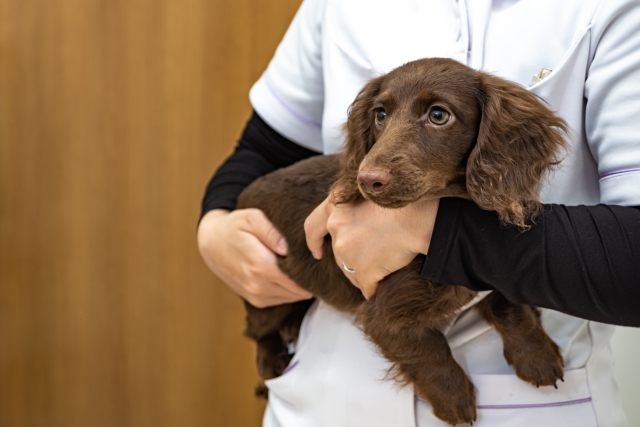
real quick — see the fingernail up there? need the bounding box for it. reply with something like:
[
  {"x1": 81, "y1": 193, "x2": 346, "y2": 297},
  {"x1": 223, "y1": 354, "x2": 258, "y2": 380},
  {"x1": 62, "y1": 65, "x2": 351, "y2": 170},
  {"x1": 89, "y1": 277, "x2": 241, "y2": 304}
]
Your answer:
[{"x1": 278, "y1": 237, "x2": 288, "y2": 254}]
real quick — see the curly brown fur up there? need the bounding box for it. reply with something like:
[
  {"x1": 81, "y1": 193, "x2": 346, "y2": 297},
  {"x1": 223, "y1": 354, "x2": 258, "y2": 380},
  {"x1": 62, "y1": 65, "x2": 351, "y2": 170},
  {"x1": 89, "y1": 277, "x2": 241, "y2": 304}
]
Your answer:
[
  {"x1": 237, "y1": 58, "x2": 567, "y2": 425},
  {"x1": 468, "y1": 73, "x2": 569, "y2": 227}
]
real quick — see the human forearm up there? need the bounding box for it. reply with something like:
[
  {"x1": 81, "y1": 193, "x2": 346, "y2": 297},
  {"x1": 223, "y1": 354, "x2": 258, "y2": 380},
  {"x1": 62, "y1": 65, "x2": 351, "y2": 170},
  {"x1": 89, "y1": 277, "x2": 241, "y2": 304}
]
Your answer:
[
  {"x1": 422, "y1": 198, "x2": 640, "y2": 326},
  {"x1": 198, "y1": 110, "x2": 318, "y2": 306}
]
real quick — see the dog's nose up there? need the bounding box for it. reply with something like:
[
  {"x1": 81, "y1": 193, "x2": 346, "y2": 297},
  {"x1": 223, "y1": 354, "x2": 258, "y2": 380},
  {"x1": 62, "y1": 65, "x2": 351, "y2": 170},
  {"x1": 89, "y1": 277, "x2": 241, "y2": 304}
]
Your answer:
[{"x1": 357, "y1": 169, "x2": 390, "y2": 195}]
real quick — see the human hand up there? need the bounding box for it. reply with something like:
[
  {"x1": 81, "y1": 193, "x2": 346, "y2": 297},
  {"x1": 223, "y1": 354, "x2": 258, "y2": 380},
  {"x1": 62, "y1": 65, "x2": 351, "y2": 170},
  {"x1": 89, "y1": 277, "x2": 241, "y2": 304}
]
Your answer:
[
  {"x1": 305, "y1": 197, "x2": 439, "y2": 299},
  {"x1": 198, "y1": 209, "x2": 313, "y2": 308}
]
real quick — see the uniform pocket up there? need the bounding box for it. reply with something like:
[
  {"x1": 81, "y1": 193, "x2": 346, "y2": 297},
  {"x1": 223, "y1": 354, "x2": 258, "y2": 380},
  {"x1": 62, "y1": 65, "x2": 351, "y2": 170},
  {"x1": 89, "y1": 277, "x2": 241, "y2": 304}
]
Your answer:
[
  {"x1": 416, "y1": 368, "x2": 597, "y2": 426},
  {"x1": 527, "y1": 25, "x2": 591, "y2": 98}
]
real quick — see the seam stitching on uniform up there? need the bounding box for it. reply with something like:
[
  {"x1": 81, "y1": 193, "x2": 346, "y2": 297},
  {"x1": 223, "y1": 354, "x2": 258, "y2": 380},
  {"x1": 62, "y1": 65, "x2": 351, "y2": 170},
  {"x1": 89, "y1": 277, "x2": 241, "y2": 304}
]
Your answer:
[
  {"x1": 416, "y1": 396, "x2": 592, "y2": 410},
  {"x1": 584, "y1": 323, "x2": 601, "y2": 426},
  {"x1": 476, "y1": 397, "x2": 592, "y2": 410},
  {"x1": 282, "y1": 360, "x2": 299, "y2": 375},
  {"x1": 264, "y1": 74, "x2": 322, "y2": 129}
]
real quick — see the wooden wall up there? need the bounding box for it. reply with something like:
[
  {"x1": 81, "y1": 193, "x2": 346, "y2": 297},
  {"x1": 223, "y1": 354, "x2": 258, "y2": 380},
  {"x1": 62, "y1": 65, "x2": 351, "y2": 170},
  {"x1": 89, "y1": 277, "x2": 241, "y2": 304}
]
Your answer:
[{"x1": 0, "y1": 0, "x2": 302, "y2": 425}]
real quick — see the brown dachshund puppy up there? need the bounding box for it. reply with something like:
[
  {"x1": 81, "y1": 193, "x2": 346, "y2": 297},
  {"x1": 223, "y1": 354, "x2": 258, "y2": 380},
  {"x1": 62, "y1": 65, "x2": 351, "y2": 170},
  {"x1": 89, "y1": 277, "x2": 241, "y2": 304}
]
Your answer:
[{"x1": 236, "y1": 58, "x2": 568, "y2": 426}]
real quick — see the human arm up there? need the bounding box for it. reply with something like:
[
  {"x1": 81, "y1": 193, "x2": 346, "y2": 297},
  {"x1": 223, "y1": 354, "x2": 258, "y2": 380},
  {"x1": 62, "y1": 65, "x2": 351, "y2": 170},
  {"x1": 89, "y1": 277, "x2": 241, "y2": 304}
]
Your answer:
[
  {"x1": 200, "y1": 112, "x2": 321, "y2": 214},
  {"x1": 197, "y1": 112, "x2": 318, "y2": 307},
  {"x1": 210, "y1": 113, "x2": 640, "y2": 323},
  {"x1": 305, "y1": 194, "x2": 640, "y2": 326},
  {"x1": 422, "y1": 198, "x2": 640, "y2": 326}
]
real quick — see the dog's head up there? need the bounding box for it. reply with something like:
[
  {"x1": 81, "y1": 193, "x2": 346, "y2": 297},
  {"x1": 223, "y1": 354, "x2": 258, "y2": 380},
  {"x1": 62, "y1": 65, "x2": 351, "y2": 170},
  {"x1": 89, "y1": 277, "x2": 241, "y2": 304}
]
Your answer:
[{"x1": 332, "y1": 58, "x2": 568, "y2": 228}]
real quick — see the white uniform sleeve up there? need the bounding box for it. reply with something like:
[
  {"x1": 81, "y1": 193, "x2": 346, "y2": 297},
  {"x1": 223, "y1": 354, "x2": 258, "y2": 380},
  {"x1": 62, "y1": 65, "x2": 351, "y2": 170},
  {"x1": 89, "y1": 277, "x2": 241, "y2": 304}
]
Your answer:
[
  {"x1": 249, "y1": 0, "x2": 327, "y2": 152},
  {"x1": 586, "y1": 0, "x2": 640, "y2": 205}
]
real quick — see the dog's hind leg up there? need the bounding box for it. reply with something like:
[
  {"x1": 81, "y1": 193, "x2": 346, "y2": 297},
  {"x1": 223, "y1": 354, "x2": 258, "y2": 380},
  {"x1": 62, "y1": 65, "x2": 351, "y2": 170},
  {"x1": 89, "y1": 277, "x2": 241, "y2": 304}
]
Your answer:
[{"x1": 244, "y1": 299, "x2": 314, "y2": 380}]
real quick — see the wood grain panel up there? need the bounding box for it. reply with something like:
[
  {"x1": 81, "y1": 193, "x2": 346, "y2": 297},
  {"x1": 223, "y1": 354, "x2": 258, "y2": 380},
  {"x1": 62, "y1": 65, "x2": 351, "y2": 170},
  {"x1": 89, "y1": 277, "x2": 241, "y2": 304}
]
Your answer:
[{"x1": 0, "y1": 0, "x2": 302, "y2": 425}]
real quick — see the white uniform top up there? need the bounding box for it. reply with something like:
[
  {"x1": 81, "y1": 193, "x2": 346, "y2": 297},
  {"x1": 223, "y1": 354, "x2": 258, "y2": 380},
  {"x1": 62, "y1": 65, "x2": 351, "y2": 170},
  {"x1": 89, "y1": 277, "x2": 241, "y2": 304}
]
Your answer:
[{"x1": 249, "y1": 0, "x2": 640, "y2": 426}]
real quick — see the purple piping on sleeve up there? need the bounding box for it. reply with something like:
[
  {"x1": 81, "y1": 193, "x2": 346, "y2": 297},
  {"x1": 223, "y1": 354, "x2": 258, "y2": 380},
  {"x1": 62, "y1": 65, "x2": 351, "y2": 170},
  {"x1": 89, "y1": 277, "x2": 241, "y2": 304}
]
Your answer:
[
  {"x1": 416, "y1": 396, "x2": 592, "y2": 410},
  {"x1": 282, "y1": 360, "x2": 299, "y2": 375},
  {"x1": 264, "y1": 75, "x2": 322, "y2": 130},
  {"x1": 601, "y1": 168, "x2": 640, "y2": 178}
]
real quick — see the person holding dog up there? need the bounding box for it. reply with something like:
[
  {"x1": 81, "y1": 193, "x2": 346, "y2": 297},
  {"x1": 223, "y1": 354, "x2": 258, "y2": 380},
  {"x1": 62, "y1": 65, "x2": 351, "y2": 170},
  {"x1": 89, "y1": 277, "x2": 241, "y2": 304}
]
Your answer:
[{"x1": 198, "y1": 0, "x2": 640, "y2": 425}]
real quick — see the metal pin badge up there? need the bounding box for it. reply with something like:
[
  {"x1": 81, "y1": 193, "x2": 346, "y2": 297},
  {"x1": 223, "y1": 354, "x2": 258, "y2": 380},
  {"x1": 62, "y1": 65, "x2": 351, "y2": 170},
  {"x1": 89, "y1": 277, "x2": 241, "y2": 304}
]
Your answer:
[{"x1": 529, "y1": 68, "x2": 553, "y2": 87}]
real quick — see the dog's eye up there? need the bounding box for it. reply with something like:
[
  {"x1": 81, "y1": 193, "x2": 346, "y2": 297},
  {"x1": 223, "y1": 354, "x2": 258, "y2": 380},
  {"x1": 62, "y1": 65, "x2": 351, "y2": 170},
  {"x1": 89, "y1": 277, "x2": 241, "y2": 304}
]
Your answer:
[
  {"x1": 375, "y1": 109, "x2": 387, "y2": 126},
  {"x1": 429, "y1": 107, "x2": 450, "y2": 125}
]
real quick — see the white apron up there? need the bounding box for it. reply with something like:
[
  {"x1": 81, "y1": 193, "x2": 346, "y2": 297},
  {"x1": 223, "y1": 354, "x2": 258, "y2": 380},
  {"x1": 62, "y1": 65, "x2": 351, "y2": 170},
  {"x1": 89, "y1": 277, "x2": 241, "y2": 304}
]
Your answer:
[{"x1": 263, "y1": 302, "x2": 618, "y2": 427}]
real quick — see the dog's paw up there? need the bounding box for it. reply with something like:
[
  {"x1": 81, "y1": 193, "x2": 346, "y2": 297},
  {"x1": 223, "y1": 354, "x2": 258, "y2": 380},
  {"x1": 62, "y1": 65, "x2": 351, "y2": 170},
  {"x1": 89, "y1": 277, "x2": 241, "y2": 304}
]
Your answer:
[
  {"x1": 432, "y1": 395, "x2": 477, "y2": 426},
  {"x1": 505, "y1": 334, "x2": 564, "y2": 388},
  {"x1": 419, "y1": 373, "x2": 477, "y2": 426}
]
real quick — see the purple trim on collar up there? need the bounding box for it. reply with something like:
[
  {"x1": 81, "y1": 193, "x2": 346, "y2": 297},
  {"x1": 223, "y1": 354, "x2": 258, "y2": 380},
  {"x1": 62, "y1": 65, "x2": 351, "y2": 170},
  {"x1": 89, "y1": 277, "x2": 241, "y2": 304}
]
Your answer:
[
  {"x1": 282, "y1": 360, "x2": 299, "y2": 375},
  {"x1": 601, "y1": 168, "x2": 640, "y2": 179},
  {"x1": 476, "y1": 397, "x2": 592, "y2": 410},
  {"x1": 416, "y1": 396, "x2": 592, "y2": 410},
  {"x1": 264, "y1": 75, "x2": 322, "y2": 129}
]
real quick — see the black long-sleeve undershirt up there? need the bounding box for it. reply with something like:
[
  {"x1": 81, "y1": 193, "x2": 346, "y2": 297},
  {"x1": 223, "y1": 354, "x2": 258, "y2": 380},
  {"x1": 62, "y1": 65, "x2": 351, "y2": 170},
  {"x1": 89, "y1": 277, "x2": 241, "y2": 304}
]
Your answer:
[
  {"x1": 422, "y1": 199, "x2": 640, "y2": 326},
  {"x1": 201, "y1": 112, "x2": 320, "y2": 214},
  {"x1": 201, "y1": 111, "x2": 640, "y2": 326}
]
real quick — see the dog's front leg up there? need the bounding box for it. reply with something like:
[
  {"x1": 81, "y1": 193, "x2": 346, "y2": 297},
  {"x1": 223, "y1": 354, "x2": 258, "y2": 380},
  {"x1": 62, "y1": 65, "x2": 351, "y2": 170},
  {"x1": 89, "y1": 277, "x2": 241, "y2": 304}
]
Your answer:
[{"x1": 476, "y1": 291, "x2": 564, "y2": 388}]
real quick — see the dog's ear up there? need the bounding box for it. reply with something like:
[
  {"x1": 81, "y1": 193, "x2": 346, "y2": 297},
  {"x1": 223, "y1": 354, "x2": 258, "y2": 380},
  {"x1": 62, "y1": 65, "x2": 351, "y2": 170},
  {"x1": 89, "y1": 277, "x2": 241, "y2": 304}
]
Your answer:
[
  {"x1": 332, "y1": 75, "x2": 385, "y2": 204},
  {"x1": 466, "y1": 73, "x2": 569, "y2": 228}
]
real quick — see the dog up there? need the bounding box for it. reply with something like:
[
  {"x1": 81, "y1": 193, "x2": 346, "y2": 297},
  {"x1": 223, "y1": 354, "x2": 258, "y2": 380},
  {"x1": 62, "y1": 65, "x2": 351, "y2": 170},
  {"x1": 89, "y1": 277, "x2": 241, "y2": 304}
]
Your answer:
[{"x1": 236, "y1": 58, "x2": 568, "y2": 426}]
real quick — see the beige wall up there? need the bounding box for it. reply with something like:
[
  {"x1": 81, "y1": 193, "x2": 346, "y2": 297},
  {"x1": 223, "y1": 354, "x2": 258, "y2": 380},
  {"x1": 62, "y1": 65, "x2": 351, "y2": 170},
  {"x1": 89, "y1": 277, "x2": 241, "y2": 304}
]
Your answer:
[{"x1": 0, "y1": 0, "x2": 302, "y2": 426}]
